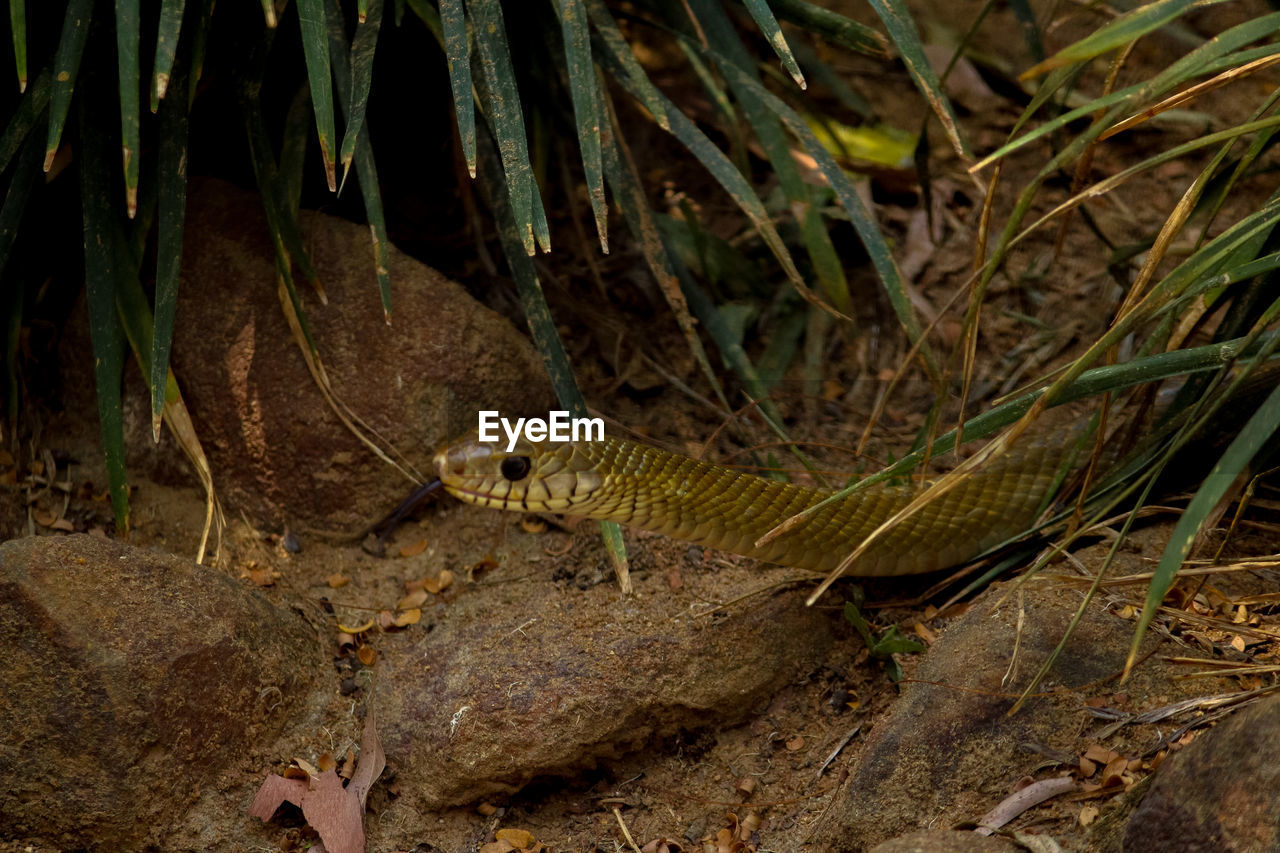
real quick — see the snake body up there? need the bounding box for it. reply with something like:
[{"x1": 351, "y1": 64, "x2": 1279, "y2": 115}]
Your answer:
[{"x1": 434, "y1": 430, "x2": 1077, "y2": 577}]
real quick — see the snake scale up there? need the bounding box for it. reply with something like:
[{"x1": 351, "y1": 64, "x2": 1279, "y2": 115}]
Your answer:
[{"x1": 433, "y1": 428, "x2": 1078, "y2": 577}]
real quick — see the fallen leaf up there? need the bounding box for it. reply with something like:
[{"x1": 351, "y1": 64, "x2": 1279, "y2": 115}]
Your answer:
[
  {"x1": 423, "y1": 570, "x2": 454, "y2": 595},
  {"x1": 32, "y1": 507, "x2": 56, "y2": 527},
  {"x1": 317, "y1": 753, "x2": 338, "y2": 772},
  {"x1": 785, "y1": 736, "x2": 804, "y2": 751},
  {"x1": 1079, "y1": 804, "x2": 1099, "y2": 826},
  {"x1": 521, "y1": 516, "x2": 547, "y2": 534},
  {"x1": 496, "y1": 828, "x2": 536, "y2": 847},
  {"x1": 397, "y1": 589, "x2": 429, "y2": 610},
  {"x1": 399, "y1": 539, "x2": 428, "y2": 558},
  {"x1": 328, "y1": 573, "x2": 350, "y2": 588},
  {"x1": 338, "y1": 618, "x2": 375, "y2": 635},
  {"x1": 51, "y1": 518, "x2": 75, "y2": 531},
  {"x1": 357, "y1": 645, "x2": 377, "y2": 666},
  {"x1": 476, "y1": 802, "x2": 498, "y2": 816},
  {"x1": 392, "y1": 609, "x2": 421, "y2": 627},
  {"x1": 251, "y1": 704, "x2": 385, "y2": 853}
]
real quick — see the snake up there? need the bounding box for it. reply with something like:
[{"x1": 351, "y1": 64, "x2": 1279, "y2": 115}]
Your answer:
[{"x1": 432, "y1": 428, "x2": 1080, "y2": 578}]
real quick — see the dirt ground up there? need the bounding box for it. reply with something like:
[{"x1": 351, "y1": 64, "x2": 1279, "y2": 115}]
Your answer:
[{"x1": 7, "y1": 1, "x2": 1280, "y2": 851}]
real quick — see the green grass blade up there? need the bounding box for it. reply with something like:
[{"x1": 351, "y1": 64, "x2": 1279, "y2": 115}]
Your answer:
[
  {"x1": 865, "y1": 0, "x2": 967, "y2": 158},
  {"x1": 337, "y1": 0, "x2": 382, "y2": 188},
  {"x1": 758, "y1": 0, "x2": 887, "y2": 58},
  {"x1": 150, "y1": 40, "x2": 189, "y2": 439},
  {"x1": 598, "y1": 102, "x2": 726, "y2": 410},
  {"x1": 436, "y1": 0, "x2": 475, "y2": 177},
  {"x1": 188, "y1": 0, "x2": 213, "y2": 101},
  {"x1": 325, "y1": 0, "x2": 393, "y2": 320},
  {"x1": 470, "y1": 0, "x2": 549, "y2": 254},
  {"x1": 357, "y1": 0, "x2": 367, "y2": 22},
  {"x1": 297, "y1": 0, "x2": 337, "y2": 190},
  {"x1": 0, "y1": 65, "x2": 49, "y2": 174},
  {"x1": 150, "y1": 0, "x2": 185, "y2": 110},
  {"x1": 78, "y1": 101, "x2": 130, "y2": 534},
  {"x1": 260, "y1": 0, "x2": 276, "y2": 28},
  {"x1": 476, "y1": 128, "x2": 628, "y2": 583},
  {"x1": 0, "y1": 124, "x2": 43, "y2": 289},
  {"x1": 45, "y1": 0, "x2": 94, "y2": 172},
  {"x1": 594, "y1": 35, "x2": 813, "y2": 325},
  {"x1": 113, "y1": 0, "x2": 141, "y2": 218},
  {"x1": 558, "y1": 0, "x2": 607, "y2": 252},
  {"x1": 9, "y1": 0, "x2": 26, "y2": 92},
  {"x1": 707, "y1": 53, "x2": 934, "y2": 366},
  {"x1": 687, "y1": 0, "x2": 849, "y2": 314},
  {"x1": 740, "y1": 0, "x2": 804, "y2": 89},
  {"x1": 584, "y1": 0, "x2": 667, "y2": 130},
  {"x1": 1126, "y1": 377, "x2": 1280, "y2": 676},
  {"x1": 1024, "y1": 0, "x2": 1195, "y2": 78}
]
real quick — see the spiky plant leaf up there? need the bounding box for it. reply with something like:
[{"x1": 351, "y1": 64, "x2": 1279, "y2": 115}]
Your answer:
[
  {"x1": 45, "y1": 0, "x2": 93, "y2": 172},
  {"x1": 151, "y1": 0, "x2": 185, "y2": 109},
  {"x1": 297, "y1": 0, "x2": 337, "y2": 190}
]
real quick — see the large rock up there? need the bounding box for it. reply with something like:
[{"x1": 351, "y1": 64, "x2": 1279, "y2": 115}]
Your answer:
[
  {"x1": 813, "y1": 575, "x2": 1199, "y2": 850},
  {"x1": 167, "y1": 178, "x2": 555, "y2": 537},
  {"x1": 0, "y1": 534, "x2": 323, "y2": 849},
  {"x1": 1122, "y1": 691, "x2": 1280, "y2": 851},
  {"x1": 375, "y1": 551, "x2": 837, "y2": 809}
]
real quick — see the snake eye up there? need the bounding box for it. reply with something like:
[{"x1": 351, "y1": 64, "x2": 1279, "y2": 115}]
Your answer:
[{"x1": 500, "y1": 456, "x2": 532, "y2": 481}]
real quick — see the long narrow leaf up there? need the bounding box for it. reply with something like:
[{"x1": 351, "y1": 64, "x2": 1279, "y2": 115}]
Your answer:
[
  {"x1": 114, "y1": 0, "x2": 141, "y2": 216},
  {"x1": 45, "y1": 0, "x2": 94, "y2": 172},
  {"x1": 436, "y1": 0, "x2": 475, "y2": 177},
  {"x1": 866, "y1": 0, "x2": 967, "y2": 158},
  {"x1": 150, "y1": 0, "x2": 185, "y2": 110},
  {"x1": 558, "y1": 0, "x2": 607, "y2": 251},
  {"x1": 337, "y1": 0, "x2": 382, "y2": 187},
  {"x1": 1023, "y1": 0, "x2": 1195, "y2": 79},
  {"x1": 758, "y1": 0, "x2": 886, "y2": 58},
  {"x1": 325, "y1": 0, "x2": 393, "y2": 319},
  {"x1": 0, "y1": 65, "x2": 48, "y2": 175},
  {"x1": 151, "y1": 35, "x2": 190, "y2": 439},
  {"x1": 0, "y1": 122, "x2": 44, "y2": 286},
  {"x1": 740, "y1": 0, "x2": 804, "y2": 88},
  {"x1": 584, "y1": 0, "x2": 667, "y2": 130},
  {"x1": 79, "y1": 101, "x2": 130, "y2": 533},
  {"x1": 298, "y1": 0, "x2": 337, "y2": 190},
  {"x1": 470, "y1": 0, "x2": 548, "y2": 254},
  {"x1": 9, "y1": 0, "x2": 26, "y2": 92},
  {"x1": 687, "y1": 0, "x2": 850, "y2": 317},
  {"x1": 1126, "y1": 378, "x2": 1280, "y2": 676}
]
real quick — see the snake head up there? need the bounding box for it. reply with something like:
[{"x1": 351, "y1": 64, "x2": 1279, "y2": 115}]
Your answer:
[{"x1": 433, "y1": 433, "x2": 604, "y2": 513}]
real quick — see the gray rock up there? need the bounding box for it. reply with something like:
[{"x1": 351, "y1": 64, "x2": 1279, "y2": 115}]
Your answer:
[
  {"x1": 0, "y1": 534, "x2": 323, "y2": 849},
  {"x1": 376, "y1": 565, "x2": 837, "y2": 809},
  {"x1": 1122, "y1": 691, "x2": 1280, "y2": 852}
]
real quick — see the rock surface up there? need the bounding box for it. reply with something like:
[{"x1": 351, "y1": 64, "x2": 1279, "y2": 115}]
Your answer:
[
  {"x1": 816, "y1": 578, "x2": 1167, "y2": 851},
  {"x1": 1122, "y1": 691, "x2": 1280, "y2": 852},
  {"x1": 0, "y1": 534, "x2": 323, "y2": 850},
  {"x1": 376, "y1": 554, "x2": 838, "y2": 809},
  {"x1": 165, "y1": 178, "x2": 555, "y2": 537}
]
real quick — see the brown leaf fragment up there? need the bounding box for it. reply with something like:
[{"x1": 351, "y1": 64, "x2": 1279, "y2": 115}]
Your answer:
[
  {"x1": 1079, "y1": 756, "x2": 1097, "y2": 777},
  {"x1": 496, "y1": 828, "x2": 536, "y2": 847},
  {"x1": 397, "y1": 589, "x2": 428, "y2": 610},
  {"x1": 328, "y1": 573, "x2": 350, "y2": 588},
  {"x1": 32, "y1": 507, "x2": 56, "y2": 527},
  {"x1": 1083, "y1": 744, "x2": 1118, "y2": 764},
  {"x1": 1079, "y1": 804, "x2": 1099, "y2": 826},
  {"x1": 349, "y1": 703, "x2": 386, "y2": 809},
  {"x1": 399, "y1": 538, "x2": 428, "y2": 557},
  {"x1": 1101, "y1": 756, "x2": 1129, "y2": 787},
  {"x1": 51, "y1": 518, "x2": 75, "y2": 531},
  {"x1": 317, "y1": 753, "x2": 338, "y2": 772},
  {"x1": 735, "y1": 777, "x2": 756, "y2": 799},
  {"x1": 357, "y1": 645, "x2": 377, "y2": 667},
  {"x1": 476, "y1": 801, "x2": 498, "y2": 816},
  {"x1": 423, "y1": 569, "x2": 454, "y2": 594},
  {"x1": 785, "y1": 736, "x2": 804, "y2": 751},
  {"x1": 249, "y1": 773, "x2": 309, "y2": 820},
  {"x1": 392, "y1": 608, "x2": 421, "y2": 627}
]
